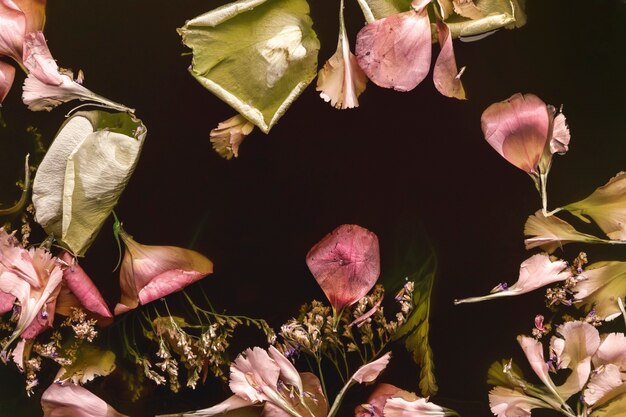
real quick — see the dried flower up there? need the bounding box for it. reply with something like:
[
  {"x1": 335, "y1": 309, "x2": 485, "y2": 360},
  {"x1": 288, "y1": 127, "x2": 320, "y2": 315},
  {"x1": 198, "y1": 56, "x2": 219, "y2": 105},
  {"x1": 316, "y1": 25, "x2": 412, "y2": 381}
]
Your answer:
[
  {"x1": 41, "y1": 383, "x2": 127, "y2": 417},
  {"x1": 209, "y1": 114, "x2": 254, "y2": 160}
]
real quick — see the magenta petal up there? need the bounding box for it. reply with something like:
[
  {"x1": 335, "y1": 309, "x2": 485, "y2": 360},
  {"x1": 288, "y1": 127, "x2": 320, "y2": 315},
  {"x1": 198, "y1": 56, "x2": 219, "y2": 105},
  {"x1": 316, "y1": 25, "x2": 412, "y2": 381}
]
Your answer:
[
  {"x1": 0, "y1": 60, "x2": 15, "y2": 103},
  {"x1": 433, "y1": 20, "x2": 465, "y2": 100},
  {"x1": 306, "y1": 224, "x2": 380, "y2": 313},
  {"x1": 481, "y1": 93, "x2": 550, "y2": 173},
  {"x1": 355, "y1": 3, "x2": 432, "y2": 92},
  {"x1": 60, "y1": 252, "x2": 112, "y2": 319}
]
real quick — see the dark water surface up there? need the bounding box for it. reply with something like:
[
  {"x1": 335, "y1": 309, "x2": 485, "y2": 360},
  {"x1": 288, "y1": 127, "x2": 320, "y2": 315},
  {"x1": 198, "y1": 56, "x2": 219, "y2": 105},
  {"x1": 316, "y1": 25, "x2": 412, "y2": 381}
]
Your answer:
[{"x1": 1, "y1": 0, "x2": 626, "y2": 416}]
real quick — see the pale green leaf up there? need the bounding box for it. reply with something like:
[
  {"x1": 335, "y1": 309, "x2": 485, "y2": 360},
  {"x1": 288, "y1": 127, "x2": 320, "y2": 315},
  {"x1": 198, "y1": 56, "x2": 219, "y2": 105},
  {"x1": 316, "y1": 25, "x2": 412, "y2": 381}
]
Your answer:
[
  {"x1": 178, "y1": 0, "x2": 320, "y2": 133},
  {"x1": 381, "y1": 222, "x2": 438, "y2": 397},
  {"x1": 32, "y1": 111, "x2": 146, "y2": 256},
  {"x1": 55, "y1": 345, "x2": 116, "y2": 385},
  {"x1": 446, "y1": 0, "x2": 527, "y2": 39}
]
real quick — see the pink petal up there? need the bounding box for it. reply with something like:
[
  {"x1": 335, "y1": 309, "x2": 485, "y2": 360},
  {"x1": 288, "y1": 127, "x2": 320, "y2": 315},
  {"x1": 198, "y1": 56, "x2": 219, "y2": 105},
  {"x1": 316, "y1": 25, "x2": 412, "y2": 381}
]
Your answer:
[
  {"x1": 351, "y1": 352, "x2": 391, "y2": 384},
  {"x1": 176, "y1": 395, "x2": 255, "y2": 417},
  {"x1": 0, "y1": 289, "x2": 15, "y2": 313},
  {"x1": 13, "y1": 0, "x2": 46, "y2": 34},
  {"x1": 550, "y1": 113, "x2": 570, "y2": 154},
  {"x1": 59, "y1": 252, "x2": 112, "y2": 319},
  {"x1": 517, "y1": 336, "x2": 558, "y2": 395},
  {"x1": 481, "y1": 93, "x2": 550, "y2": 173},
  {"x1": 41, "y1": 383, "x2": 127, "y2": 417},
  {"x1": 22, "y1": 31, "x2": 62, "y2": 85},
  {"x1": 0, "y1": 0, "x2": 25, "y2": 61},
  {"x1": 355, "y1": 2, "x2": 432, "y2": 92},
  {"x1": 594, "y1": 333, "x2": 626, "y2": 369},
  {"x1": 268, "y1": 345, "x2": 302, "y2": 394},
  {"x1": 306, "y1": 224, "x2": 380, "y2": 313},
  {"x1": 0, "y1": 59, "x2": 15, "y2": 103},
  {"x1": 489, "y1": 386, "x2": 547, "y2": 417},
  {"x1": 114, "y1": 230, "x2": 213, "y2": 315},
  {"x1": 383, "y1": 396, "x2": 446, "y2": 417},
  {"x1": 209, "y1": 114, "x2": 255, "y2": 160},
  {"x1": 433, "y1": 20, "x2": 465, "y2": 100},
  {"x1": 583, "y1": 364, "x2": 623, "y2": 406},
  {"x1": 229, "y1": 347, "x2": 281, "y2": 403},
  {"x1": 355, "y1": 383, "x2": 417, "y2": 417}
]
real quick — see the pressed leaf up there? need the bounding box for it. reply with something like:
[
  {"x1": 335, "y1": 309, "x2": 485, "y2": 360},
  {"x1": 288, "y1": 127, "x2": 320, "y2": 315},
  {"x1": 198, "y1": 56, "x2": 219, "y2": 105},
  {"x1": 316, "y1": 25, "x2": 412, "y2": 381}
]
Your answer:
[
  {"x1": 178, "y1": 0, "x2": 319, "y2": 133},
  {"x1": 382, "y1": 222, "x2": 437, "y2": 396},
  {"x1": 55, "y1": 345, "x2": 116, "y2": 385},
  {"x1": 446, "y1": 0, "x2": 526, "y2": 39},
  {"x1": 32, "y1": 111, "x2": 146, "y2": 256}
]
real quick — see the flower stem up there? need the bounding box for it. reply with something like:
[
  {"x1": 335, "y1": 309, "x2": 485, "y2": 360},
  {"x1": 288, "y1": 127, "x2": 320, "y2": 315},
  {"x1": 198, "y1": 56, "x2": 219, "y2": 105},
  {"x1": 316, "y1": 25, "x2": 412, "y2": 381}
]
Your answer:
[
  {"x1": 327, "y1": 378, "x2": 355, "y2": 417},
  {"x1": 0, "y1": 154, "x2": 30, "y2": 217}
]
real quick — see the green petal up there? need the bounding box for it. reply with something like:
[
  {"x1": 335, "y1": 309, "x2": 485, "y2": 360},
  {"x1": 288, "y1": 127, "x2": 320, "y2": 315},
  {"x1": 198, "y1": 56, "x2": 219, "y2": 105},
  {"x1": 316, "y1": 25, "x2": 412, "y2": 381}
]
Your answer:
[
  {"x1": 32, "y1": 111, "x2": 146, "y2": 256},
  {"x1": 179, "y1": 0, "x2": 320, "y2": 133}
]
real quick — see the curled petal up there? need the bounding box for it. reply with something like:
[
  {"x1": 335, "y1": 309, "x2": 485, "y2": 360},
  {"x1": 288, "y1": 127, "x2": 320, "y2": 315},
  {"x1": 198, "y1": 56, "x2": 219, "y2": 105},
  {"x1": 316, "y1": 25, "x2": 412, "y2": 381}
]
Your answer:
[
  {"x1": 452, "y1": 0, "x2": 483, "y2": 19},
  {"x1": 518, "y1": 336, "x2": 560, "y2": 397},
  {"x1": 355, "y1": 1, "x2": 431, "y2": 92},
  {"x1": 114, "y1": 229, "x2": 213, "y2": 315},
  {"x1": 41, "y1": 383, "x2": 127, "y2": 417},
  {"x1": 0, "y1": 59, "x2": 15, "y2": 103},
  {"x1": 209, "y1": 114, "x2": 255, "y2": 160},
  {"x1": 481, "y1": 93, "x2": 550, "y2": 173},
  {"x1": 351, "y1": 352, "x2": 391, "y2": 384},
  {"x1": 524, "y1": 210, "x2": 607, "y2": 253},
  {"x1": 306, "y1": 224, "x2": 380, "y2": 313},
  {"x1": 229, "y1": 347, "x2": 280, "y2": 403},
  {"x1": 0, "y1": 0, "x2": 25, "y2": 61},
  {"x1": 455, "y1": 253, "x2": 571, "y2": 304},
  {"x1": 355, "y1": 383, "x2": 411, "y2": 417},
  {"x1": 563, "y1": 172, "x2": 626, "y2": 241},
  {"x1": 22, "y1": 31, "x2": 62, "y2": 85},
  {"x1": 268, "y1": 345, "x2": 302, "y2": 395},
  {"x1": 550, "y1": 113, "x2": 570, "y2": 155},
  {"x1": 433, "y1": 20, "x2": 465, "y2": 100},
  {"x1": 59, "y1": 252, "x2": 112, "y2": 320}
]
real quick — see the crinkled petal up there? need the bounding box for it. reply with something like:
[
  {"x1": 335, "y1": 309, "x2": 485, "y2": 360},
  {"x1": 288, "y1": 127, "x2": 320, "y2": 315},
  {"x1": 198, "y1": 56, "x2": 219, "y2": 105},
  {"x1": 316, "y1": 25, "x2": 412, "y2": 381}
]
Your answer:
[
  {"x1": 306, "y1": 224, "x2": 380, "y2": 313},
  {"x1": 59, "y1": 252, "x2": 112, "y2": 319},
  {"x1": 433, "y1": 20, "x2": 465, "y2": 100},
  {"x1": 209, "y1": 114, "x2": 255, "y2": 160},
  {"x1": 355, "y1": 2, "x2": 431, "y2": 92},
  {"x1": 550, "y1": 113, "x2": 570, "y2": 155},
  {"x1": 22, "y1": 31, "x2": 62, "y2": 85},
  {"x1": 355, "y1": 383, "x2": 417, "y2": 417},
  {"x1": 230, "y1": 347, "x2": 281, "y2": 404},
  {"x1": 55, "y1": 345, "x2": 116, "y2": 385},
  {"x1": 0, "y1": 289, "x2": 15, "y2": 313},
  {"x1": 41, "y1": 383, "x2": 127, "y2": 417},
  {"x1": 351, "y1": 352, "x2": 391, "y2": 384},
  {"x1": 481, "y1": 93, "x2": 550, "y2": 173}
]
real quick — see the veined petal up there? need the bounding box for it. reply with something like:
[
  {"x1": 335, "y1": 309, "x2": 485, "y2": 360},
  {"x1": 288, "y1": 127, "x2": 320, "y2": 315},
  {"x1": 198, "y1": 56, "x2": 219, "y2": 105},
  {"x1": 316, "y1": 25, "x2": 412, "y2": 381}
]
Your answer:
[
  {"x1": 550, "y1": 113, "x2": 570, "y2": 155},
  {"x1": 306, "y1": 224, "x2": 380, "y2": 313},
  {"x1": 355, "y1": 1, "x2": 432, "y2": 92},
  {"x1": 563, "y1": 172, "x2": 626, "y2": 241},
  {"x1": 573, "y1": 261, "x2": 626, "y2": 321},
  {"x1": 489, "y1": 386, "x2": 550, "y2": 417},
  {"x1": 433, "y1": 20, "x2": 465, "y2": 100},
  {"x1": 351, "y1": 352, "x2": 391, "y2": 384},
  {"x1": 584, "y1": 364, "x2": 623, "y2": 406},
  {"x1": 355, "y1": 383, "x2": 415, "y2": 417},
  {"x1": 41, "y1": 383, "x2": 127, "y2": 417},
  {"x1": 114, "y1": 229, "x2": 213, "y2": 315},
  {"x1": 518, "y1": 336, "x2": 560, "y2": 399},
  {"x1": 455, "y1": 253, "x2": 570, "y2": 304},
  {"x1": 524, "y1": 210, "x2": 606, "y2": 253},
  {"x1": 481, "y1": 93, "x2": 550, "y2": 173},
  {"x1": 0, "y1": 59, "x2": 15, "y2": 103},
  {"x1": 22, "y1": 31, "x2": 62, "y2": 85},
  {"x1": 229, "y1": 347, "x2": 281, "y2": 403}
]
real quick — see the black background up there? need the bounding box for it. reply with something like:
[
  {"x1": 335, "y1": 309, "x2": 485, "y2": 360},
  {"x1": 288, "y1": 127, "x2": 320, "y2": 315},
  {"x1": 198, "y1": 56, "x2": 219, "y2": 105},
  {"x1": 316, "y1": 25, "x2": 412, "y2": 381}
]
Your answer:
[{"x1": 1, "y1": 0, "x2": 626, "y2": 416}]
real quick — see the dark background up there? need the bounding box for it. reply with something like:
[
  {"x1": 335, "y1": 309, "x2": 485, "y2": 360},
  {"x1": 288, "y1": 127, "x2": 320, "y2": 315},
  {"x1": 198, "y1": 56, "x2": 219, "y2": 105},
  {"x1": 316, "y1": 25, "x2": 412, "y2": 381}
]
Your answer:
[{"x1": 1, "y1": 0, "x2": 626, "y2": 416}]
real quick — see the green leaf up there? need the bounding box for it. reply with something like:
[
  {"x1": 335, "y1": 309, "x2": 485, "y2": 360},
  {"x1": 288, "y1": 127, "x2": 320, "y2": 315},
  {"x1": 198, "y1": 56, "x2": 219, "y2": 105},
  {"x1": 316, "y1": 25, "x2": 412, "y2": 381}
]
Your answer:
[
  {"x1": 178, "y1": 0, "x2": 320, "y2": 133},
  {"x1": 381, "y1": 221, "x2": 438, "y2": 397},
  {"x1": 32, "y1": 110, "x2": 146, "y2": 256}
]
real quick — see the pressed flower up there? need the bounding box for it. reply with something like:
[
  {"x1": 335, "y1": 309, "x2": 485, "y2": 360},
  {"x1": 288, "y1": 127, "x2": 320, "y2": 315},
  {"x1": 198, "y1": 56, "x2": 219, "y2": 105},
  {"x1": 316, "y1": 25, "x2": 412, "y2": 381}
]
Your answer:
[
  {"x1": 489, "y1": 386, "x2": 549, "y2": 417},
  {"x1": 0, "y1": 59, "x2": 15, "y2": 103},
  {"x1": 306, "y1": 224, "x2": 380, "y2": 315},
  {"x1": 316, "y1": 0, "x2": 367, "y2": 109},
  {"x1": 268, "y1": 345, "x2": 303, "y2": 395},
  {"x1": 41, "y1": 383, "x2": 127, "y2": 417},
  {"x1": 524, "y1": 210, "x2": 607, "y2": 253},
  {"x1": 384, "y1": 396, "x2": 448, "y2": 417},
  {"x1": 573, "y1": 261, "x2": 626, "y2": 321},
  {"x1": 209, "y1": 114, "x2": 255, "y2": 160},
  {"x1": 583, "y1": 364, "x2": 623, "y2": 406},
  {"x1": 355, "y1": 383, "x2": 416, "y2": 417},
  {"x1": 433, "y1": 20, "x2": 466, "y2": 100},
  {"x1": 351, "y1": 352, "x2": 391, "y2": 384},
  {"x1": 54, "y1": 345, "x2": 116, "y2": 385},
  {"x1": 355, "y1": 0, "x2": 432, "y2": 92},
  {"x1": 562, "y1": 172, "x2": 626, "y2": 241},
  {"x1": 114, "y1": 227, "x2": 213, "y2": 315},
  {"x1": 455, "y1": 253, "x2": 571, "y2": 304},
  {"x1": 21, "y1": 32, "x2": 131, "y2": 112},
  {"x1": 594, "y1": 333, "x2": 626, "y2": 369}
]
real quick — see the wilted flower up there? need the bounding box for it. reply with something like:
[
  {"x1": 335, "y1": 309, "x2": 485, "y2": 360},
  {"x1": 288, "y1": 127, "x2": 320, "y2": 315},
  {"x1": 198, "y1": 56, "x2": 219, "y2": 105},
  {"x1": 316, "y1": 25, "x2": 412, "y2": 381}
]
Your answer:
[
  {"x1": 563, "y1": 172, "x2": 626, "y2": 241},
  {"x1": 481, "y1": 93, "x2": 569, "y2": 175},
  {"x1": 114, "y1": 227, "x2": 214, "y2": 315},
  {"x1": 523, "y1": 210, "x2": 610, "y2": 253},
  {"x1": 41, "y1": 383, "x2": 127, "y2": 417},
  {"x1": 209, "y1": 114, "x2": 254, "y2": 160},
  {"x1": 316, "y1": 0, "x2": 367, "y2": 109},
  {"x1": 455, "y1": 253, "x2": 571, "y2": 304},
  {"x1": 306, "y1": 224, "x2": 380, "y2": 315}
]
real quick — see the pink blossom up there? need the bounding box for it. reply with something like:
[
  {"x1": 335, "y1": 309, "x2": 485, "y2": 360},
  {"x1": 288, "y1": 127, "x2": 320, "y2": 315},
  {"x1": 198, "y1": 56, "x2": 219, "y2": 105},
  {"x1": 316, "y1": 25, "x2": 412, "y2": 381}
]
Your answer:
[
  {"x1": 114, "y1": 228, "x2": 213, "y2": 315},
  {"x1": 455, "y1": 253, "x2": 571, "y2": 304},
  {"x1": 41, "y1": 383, "x2": 127, "y2": 417},
  {"x1": 306, "y1": 224, "x2": 380, "y2": 314}
]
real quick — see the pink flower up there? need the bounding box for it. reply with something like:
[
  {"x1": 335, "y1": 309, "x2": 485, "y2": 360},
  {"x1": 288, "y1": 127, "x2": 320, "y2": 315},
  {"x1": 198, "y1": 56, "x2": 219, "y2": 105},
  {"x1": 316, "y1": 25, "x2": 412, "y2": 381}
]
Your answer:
[
  {"x1": 355, "y1": 383, "x2": 413, "y2": 417},
  {"x1": 114, "y1": 228, "x2": 213, "y2": 315},
  {"x1": 481, "y1": 93, "x2": 569, "y2": 174},
  {"x1": 351, "y1": 352, "x2": 391, "y2": 384},
  {"x1": 41, "y1": 383, "x2": 127, "y2": 417},
  {"x1": 306, "y1": 224, "x2": 380, "y2": 315},
  {"x1": 455, "y1": 253, "x2": 571, "y2": 304},
  {"x1": 209, "y1": 114, "x2": 255, "y2": 160},
  {"x1": 0, "y1": 229, "x2": 112, "y2": 352}
]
